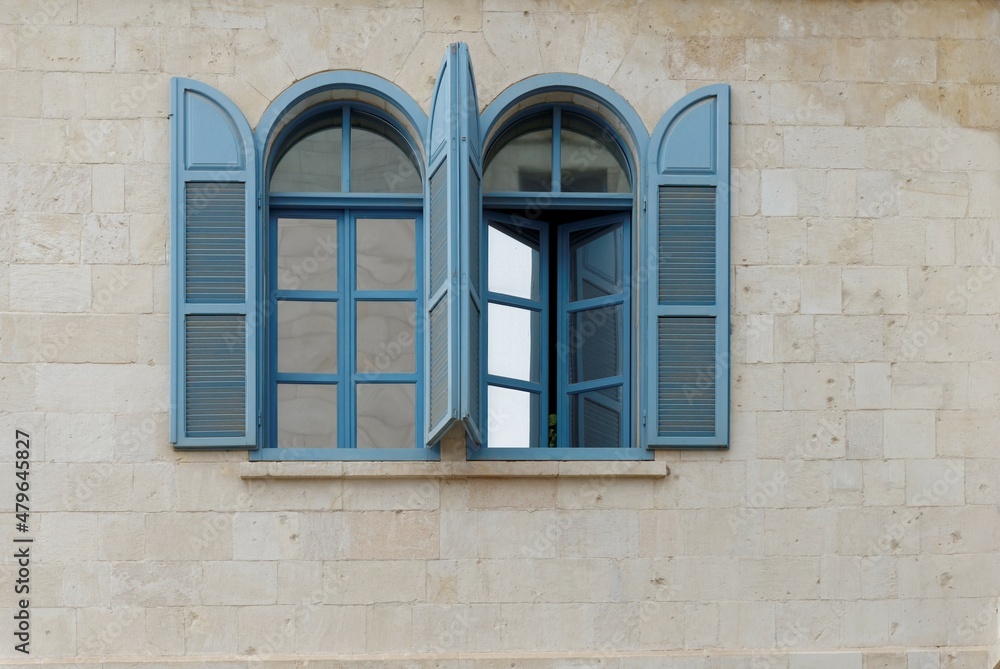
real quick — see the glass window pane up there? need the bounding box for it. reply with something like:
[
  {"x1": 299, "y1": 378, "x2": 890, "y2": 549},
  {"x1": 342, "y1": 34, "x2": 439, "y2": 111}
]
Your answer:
[
  {"x1": 488, "y1": 223, "x2": 540, "y2": 300},
  {"x1": 278, "y1": 218, "x2": 338, "y2": 291},
  {"x1": 350, "y1": 112, "x2": 421, "y2": 193},
  {"x1": 356, "y1": 301, "x2": 416, "y2": 375},
  {"x1": 356, "y1": 218, "x2": 416, "y2": 291},
  {"x1": 569, "y1": 224, "x2": 623, "y2": 301},
  {"x1": 484, "y1": 114, "x2": 553, "y2": 192},
  {"x1": 486, "y1": 385, "x2": 539, "y2": 448},
  {"x1": 560, "y1": 113, "x2": 630, "y2": 193},
  {"x1": 277, "y1": 384, "x2": 338, "y2": 448},
  {"x1": 271, "y1": 115, "x2": 343, "y2": 192},
  {"x1": 278, "y1": 301, "x2": 337, "y2": 374},
  {"x1": 356, "y1": 383, "x2": 416, "y2": 448},
  {"x1": 488, "y1": 303, "x2": 539, "y2": 382},
  {"x1": 570, "y1": 386, "x2": 623, "y2": 448},
  {"x1": 569, "y1": 304, "x2": 622, "y2": 383}
]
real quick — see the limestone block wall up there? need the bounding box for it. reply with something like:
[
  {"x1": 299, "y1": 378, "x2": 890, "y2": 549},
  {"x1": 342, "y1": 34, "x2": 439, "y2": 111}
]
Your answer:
[{"x1": 0, "y1": 0, "x2": 998, "y2": 666}]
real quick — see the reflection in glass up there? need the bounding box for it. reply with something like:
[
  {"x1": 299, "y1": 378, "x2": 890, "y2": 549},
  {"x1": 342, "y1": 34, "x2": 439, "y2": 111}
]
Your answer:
[
  {"x1": 356, "y1": 383, "x2": 416, "y2": 448},
  {"x1": 350, "y1": 112, "x2": 421, "y2": 193},
  {"x1": 356, "y1": 218, "x2": 416, "y2": 291},
  {"x1": 277, "y1": 384, "x2": 337, "y2": 448},
  {"x1": 487, "y1": 385, "x2": 539, "y2": 448},
  {"x1": 570, "y1": 305, "x2": 622, "y2": 383},
  {"x1": 484, "y1": 114, "x2": 552, "y2": 192},
  {"x1": 570, "y1": 386, "x2": 622, "y2": 448},
  {"x1": 277, "y1": 218, "x2": 338, "y2": 291},
  {"x1": 356, "y1": 301, "x2": 416, "y2": 374},
  {"x1": 488, "y1": 303, "x2": 539, "y2": 382},
  {"x1": 278, "y1": 301, "x2": 337, "y2": 374},
  {"x1": 560, "y1": 113, "x2": 630, "y2": 193},
  {"x1": 488, "y1": 223, "x2": 540, "y2": 300},
  {"x1": 271, "y1": 114, "x2": 343, "y2": 192},
  {"x1": 569, "y1": 224, "x2": 623, "y2": 301}
]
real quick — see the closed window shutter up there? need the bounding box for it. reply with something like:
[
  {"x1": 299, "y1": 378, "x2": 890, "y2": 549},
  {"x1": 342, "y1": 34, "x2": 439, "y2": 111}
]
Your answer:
[
  {"x1": 644, "y1": 85, "x2": 730, "y2": 448},
  {"x1": 170, "y1": 78, "x2": 258, "y2": 449},
  {"x1": 424, "y1": 43, "x2": 483, "y2": 445}
]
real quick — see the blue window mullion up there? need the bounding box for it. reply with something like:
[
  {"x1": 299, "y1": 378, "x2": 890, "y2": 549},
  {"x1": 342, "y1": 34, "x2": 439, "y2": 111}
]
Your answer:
[
  {"x1": 275, "y1": 290, "x2": 340, "y2": 302},
  {"x1": 276, "y1": 372, "x2": 340, "y2": 385},
  {"x1": 552, "y1": 107, "x2": 561, "y2": 194},
  {"x1": 342, "y1": 106, "x2": 351, "y2": 193},
  {"x1": 343, "y1": 207, "x2": 356, "y2": 448},
  {"x1": 487, "y1": 292, "x2": 542, "y2": 312},
  {"x1": 486, "y1": 375, "x2": 542, "y2": 395},
  {"x1": 563, "y1": 293, "x2": 625, "y2": 313}
]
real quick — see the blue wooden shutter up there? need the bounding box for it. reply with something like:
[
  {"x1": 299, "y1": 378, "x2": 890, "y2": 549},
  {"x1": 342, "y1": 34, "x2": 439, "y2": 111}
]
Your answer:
[
  {"x1": 644, "y1": 85, "x2": 729, "y2": 448},
  {"x1": 424, "y1": 43, "x2": 483, "y2": 445},
  {"x1": 170, "y1": 78, "x2": 258, "y2": 449}
]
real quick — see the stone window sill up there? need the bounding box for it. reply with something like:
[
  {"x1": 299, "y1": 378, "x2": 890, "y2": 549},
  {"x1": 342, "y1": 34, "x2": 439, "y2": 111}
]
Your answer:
[{"x1": 239, "y1": 460, "x2": 669, "y2": 480}]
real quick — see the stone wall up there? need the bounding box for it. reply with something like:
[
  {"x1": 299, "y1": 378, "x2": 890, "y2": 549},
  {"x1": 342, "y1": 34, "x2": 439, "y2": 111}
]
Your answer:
[{"x1": 0, "y1": 0, "x2": 998, "y2": 666}]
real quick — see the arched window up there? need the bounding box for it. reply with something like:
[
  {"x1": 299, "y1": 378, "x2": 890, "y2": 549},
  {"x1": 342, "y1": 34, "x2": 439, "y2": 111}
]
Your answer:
[
  {"x1": 479, "y1": 105, "x2": 636, "y2": 454},
  {"x1": 266, "y1": 103, "x2": 425, "y2": 457}
]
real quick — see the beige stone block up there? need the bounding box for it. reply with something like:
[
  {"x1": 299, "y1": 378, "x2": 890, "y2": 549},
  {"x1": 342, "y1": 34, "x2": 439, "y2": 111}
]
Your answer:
[
  {"x1": 815, "y1": 315, "x2": 884, "y2": 362},
  {"x1": 746, "y1": 38, "x2": 832, "y2": 81},
  {"x1": 785, "y1": 127, "x2": 866, "y2": 169},
  {"x1": 260, "y1": 6, "x2": 330, "y2": 81},
  {"x1": 847, "y1": 412, "x2": 882, "y2": 460},
  {"x1": 159, "y1": 27, "x2": 236, "y2": 74},
  {"x1": 922, "y1": 316, "x2": 1000, "y2": 363},
  {"x1": 767, "y1": 218, "x2": 807, "y2": 264},
  {"x1": 239, "y1": 604, "x2": 295, "y2": 656},
  {"x1": 247, "y1": 478, "x2": 343, "y2": 512},
  {"x1": 19, "y1": 25, "x2": 115, "y2": 71},
  {"x1": 483, "y1": 12, "x2": 543, "y2": 82},
  {"x1": 735, "y1": 266, "x2": 799, "y2": 314},
  {"x1": 907, "y1": 267, "x2": 974, "y2": 315},
  {"x1": 883, "y1": 410, "x2": 935, "y2": 459},
  {"x1": 954, "y1": 219, "x2": 1000, "y2": 266},
  {"x1": 452, "y1": 558, "x2": 535, "y2": 603},
  {"x1": 855, "y1": 362, "x2": 891, "y2": 409},
  {"x1": 184, "y1": 606, "x2": 240, "y2": 655},
  {"x1": 203, "y1": 561, "x2": 277, "y2": 605},
  {"x1": 783, "y1": 363, "x2": 853, "y2": 411},
  {"x1": 832, "y1": 38, "x2": 871, "y2": 81},
  {"x1": 78, "y1": 0, "x2": 190, "y2": 25},
  {"x1": 65, "y1": 463, "x2": 132, "y2": 512},
  {"x1": 733, "y1": 363, "x2": 783, "y2": 411},
  {"x1": 77, "y1": 605, "x2": 146, "y2": 655},
  {"x1": 137, "y1": 314, "x2": 168, "y2": 365},
  {"x1": 342, "y1": 478, "x2": 440, "y2": 510},
  {"x1": 774, "y1": 315, "x2": 815, "y2": 362},
  {"x1": 937, "y1": 410, "x2": 1000, "y2": 458},
  {"x1": 234, "y1": 511, "x2": 300, "y2": 560},
  {"x1": 10, "y1": 265, "x2": 91, "y2": 313},
  {"x1": 718, "y1": 601, "x2": 776, "y2": 649},
  {"x1": 938, "y1": 38, "x2": 1000, "y2": 84},
  {"x1": 92, "y1": 265, "x2": 154, "y2": 313},
  {"x1": 638, "y1": 509, "x2": 683, "y2": 557},
  {"x1": 807, "y1": 218, "x2": 873, "y2": 265},
  {"x1": 115, "y1": 27, "x2": 160, "y2": 71},
  {"x1": 346, "y1": 510, "x2": 438, "y2": 559},
  {"x1": 40, "y1": 512, "x2": 99, "y2": 561},
  {"x1": 10, "y1": 213, "x2": 81, "y2": 263},
  {"x1": 124, "y1": 162, "x2": 167, "y2": 214},
  {"x1": 964, "y1": 458, "x2": 1000, "y2": 505},
  {"x1": 761, "y1": 170, "x2": 797, "y2": 217},
  {"x1": 92, "y1": 164, "x2": 125, "y2": 213},
  {"x1": 872, "y1": 220, "x2": 926, "y2": 266},
  {"x1": 906, "y1": 460, "x2": 964, "y2": 506},
  {"x1": 756, "y1": 411, "x2": 845, "y2": 460},
  {"x1": 919, "y1": 506, "x2": 1000, "y2": 555},
  {"x1": 423, "y1": 0, "x2": 481, "y2": 30},
  {"x1": 66, "y1": 119, "x2": 145, "y2": 164},
  {"x1": 36, "y1": 363, "x2": 165, "y2": 412},
  {"x1": 843, "y1": 268, "x2": 906, "y2": 315},
  {"x1": 144, "y1": 606, "x2": 185, "y2": 656},
  {"x1": 870, "y1": 39, "x2": 936, "y2": 82},
  {"x1": 501, "y1": 602, "x2": 596, "y2": 651},
  {"x1": 132, "y1": 462, "x2": 175, "y2": 511},
  {"x1": 0, "y1": 118, "x2": 71, "y2": 163},
  {"x1": 743, "y1": 313, "x2": 773, "y2": 364},
  {"x1": 63, "y1": 561, "x2": 112, "y2": 608},
  {"x1": 534, "y1": 13, "x2": 585, "y2": 72},
  {"x1": 838, "y1": 507, "x2": 919, "y2": 557},
  {"x1": 868, "y1": 127, "x2": 1000, "y2": 172},
  {"x1": 946, "y1": 598, "x2": 997, "y2": 646},
  {"x1": 174, "y1": 463, "x2": 249, "y2": 512},
  {"x1": 41, "y1": 72, "x2": 86, "y2": 120},
  {"x1": 0, "y1": 365, "x2": 34, "y2": 414},
  {"x1": 230, "y1": 29, "x2": 297, "y2": 103},
  {"x1": 99, "y1": 513, "x2": 144, "y2": 561},
  {"x1": 82, "y1": 214, "x2": 129, "y2": 263},
  {"x1": 367, "y1": 603, "x2": 413, "y2": 653},
  {"x1": 147, "y1": 512, "x2": 232, "y2": 560},
  {"x1": 892, "y1": 362, "x2": 968, "y2": 410},
  {"x1": 897, "y1": 175, "x2": 969, "y2": 219},
  {"x1": 556, "y1": 477, "x2": 654, "y2": 511},
  {"x1": 739, "y1": 557, "x2": 820, "y2": 600},
  {"x1": 821, "y1": 555, "x2": 862, "y2": 601},
  {"x1": 128, "y1": 213, "x2": 167, "y2": 264},
  {"x1": 560, "y1": 509, "x2": 638, "y2": 559},
  {"x1": 10, "y1": 164, "x2": 91, "y2": 213},
  {"x1": 970, "y1": 362, "x2": 1000, "y2": 411},
  {"x1": 277, "y1": 561, "x2": 324, "y2": 605},
  {"x1": 764, "y1": 508, "x2": 836, "y2": 556},
  {"x1": 44, "y1": 412, "x2": 115, "y2": 462},
  {"x1": 887, "y1": 598, "x2": 949, "y2": 646},
  {"x1": 770, "y1": 82, "x2": 846, "y2": 127},
  {"x1": 564, "y1": 11, "x2": 629, "y2": 79},
  {"x1": 111, "y1": 561, "x2": 202, "y2": 609},
  {"x1": 662, "y1": 37, "x2": 745, "y2": 81},
  {"x1": 683, "y1": 507, "x2": 762, "y2": 557},
  {"x1": 475, "y1": 509, "x2": 558, "y2": 559},
  {"x1": 294, "y1": 604, "x2": 366, "y2": 653},
  {"x1": 857, "y1": 170, "x2": 898, "y2": 218}
]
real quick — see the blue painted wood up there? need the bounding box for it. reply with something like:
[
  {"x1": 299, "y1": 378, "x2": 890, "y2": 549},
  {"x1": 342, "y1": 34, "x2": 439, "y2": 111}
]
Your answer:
[
  {"x1": 255, "y1": 445, "x2": 440, "y2": 462},
  {"x1": 479, "y1": 73, "x2": 650, "y2": 163},
  {"x1": 644, "y1": 84, "x2": 730, "y2": 449},
  {"x1": 170, "y1": 78, "x2": 258, "y2": 450}
]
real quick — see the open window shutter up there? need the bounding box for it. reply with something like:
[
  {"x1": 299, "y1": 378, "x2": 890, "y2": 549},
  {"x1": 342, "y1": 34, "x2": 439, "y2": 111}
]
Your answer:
[
  {"x1": 170, "y1": 78, "x2": 258, "y2": 449},
  {"x1": 644, "y1": 85, "x2": 729, "y2": 448},
  {"x1": 424, "y1": 43, "x2": 483, "y2": 446}
]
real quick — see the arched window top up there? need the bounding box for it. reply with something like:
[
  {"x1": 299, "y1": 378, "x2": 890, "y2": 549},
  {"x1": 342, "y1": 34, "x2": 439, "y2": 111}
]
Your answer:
[
  {"x1": 270, "y1": 105, "x2": 421, "y2": 194},
  {"x1": 483, "y1": 107, "x2": 631, "y2": 194}
]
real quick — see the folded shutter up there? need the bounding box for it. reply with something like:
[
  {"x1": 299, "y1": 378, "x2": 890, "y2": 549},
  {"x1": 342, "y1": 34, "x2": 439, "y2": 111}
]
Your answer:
[
  {"x1": 170, "y1": 78, "x2": 258, "y2": 449},
  {"x1": 644, "y1": 85, "x2": 730, "y2": 448}
]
